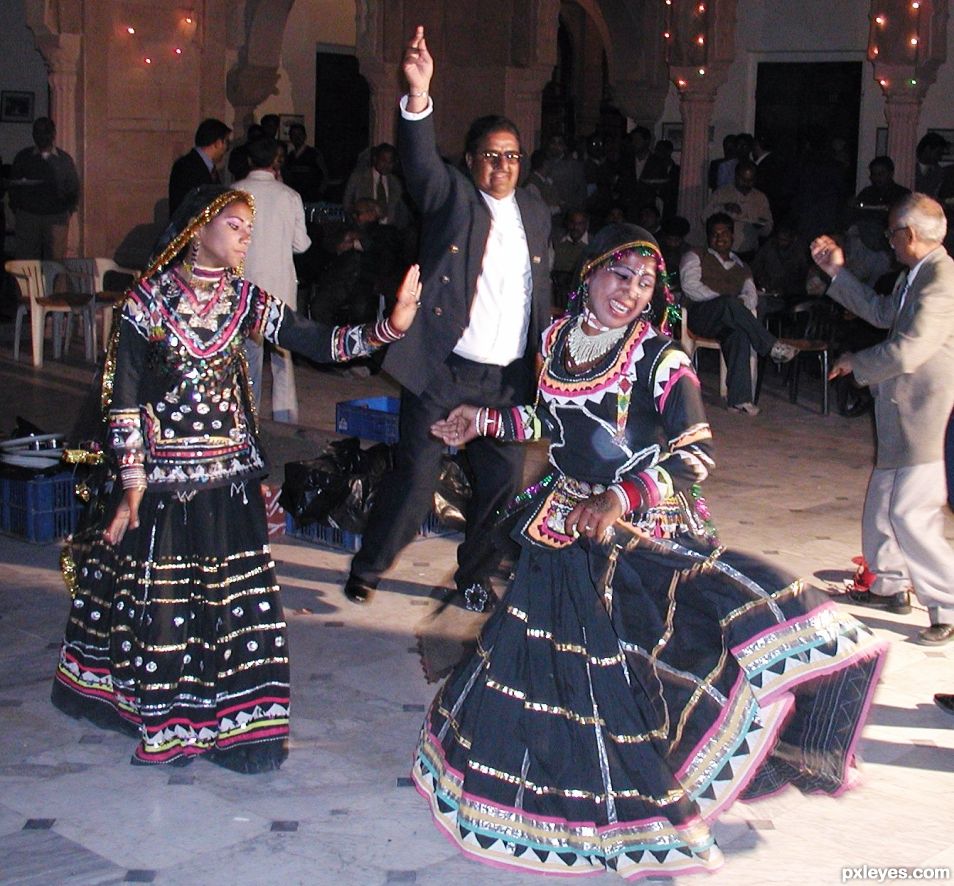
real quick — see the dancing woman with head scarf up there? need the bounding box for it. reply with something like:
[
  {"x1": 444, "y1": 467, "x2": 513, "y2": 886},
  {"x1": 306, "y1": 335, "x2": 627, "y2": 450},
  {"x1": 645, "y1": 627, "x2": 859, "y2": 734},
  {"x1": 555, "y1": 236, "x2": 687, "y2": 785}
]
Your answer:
[
  {"x1": 418, "y1": 224, "x2": 886, "y2": 880},
  {"x1": 52, "y1": 186, "x2": 421, "y2": 772}
]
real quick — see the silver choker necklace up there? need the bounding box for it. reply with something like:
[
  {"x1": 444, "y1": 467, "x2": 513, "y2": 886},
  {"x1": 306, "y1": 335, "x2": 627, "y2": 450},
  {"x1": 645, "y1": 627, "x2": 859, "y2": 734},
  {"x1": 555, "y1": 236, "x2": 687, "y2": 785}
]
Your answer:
[{"x1": 566, "y1": 315, "x2": 626, "y2": 365}]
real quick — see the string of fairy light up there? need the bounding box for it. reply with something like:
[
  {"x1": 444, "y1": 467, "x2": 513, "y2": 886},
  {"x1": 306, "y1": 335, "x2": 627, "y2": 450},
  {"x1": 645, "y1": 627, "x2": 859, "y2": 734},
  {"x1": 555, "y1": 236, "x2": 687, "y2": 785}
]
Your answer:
[
  {"x1": 661, "y1": 0, "x2": 709, "y2": 91},
  {"x1": 661, "y1": 0, "x2": 926, "y2": 92},
  {"x1": 870, "y1": 1, "x2": 924, "y2": 89},
  {"x1": 120, "y1": 10, "x2": 197, "y2": 66}
]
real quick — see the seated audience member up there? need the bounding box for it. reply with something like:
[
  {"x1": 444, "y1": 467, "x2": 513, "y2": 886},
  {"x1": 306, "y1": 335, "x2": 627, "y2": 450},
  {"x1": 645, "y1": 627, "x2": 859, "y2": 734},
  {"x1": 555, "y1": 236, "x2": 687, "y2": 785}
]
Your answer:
[
  {"x1": 636, "y1": 203, "x2": 661, "y2": 235},
  {"x1": 545, "y1": 134, "x2": 587, "y2": 217},
  {"x1": 648, "y1": 138, "x2": 680, "y2": 218},
  {"x1": 751, "y1": 221, "x2": 809, "y2": 306},
  {"x1": 680, "y1": 213, "x2": 798, "y2": 415},
  {"x1": 616, "y1": 125, "x2": 667, "y2": 220},
  {"x1": 709, "y1": 133, "x2": 738, "y2": 191},
  {"x1": 550, "y1": 209, "x2": 590, "y2": 310},
  {"x1": 704, "y1": 159, "x2": 773, "y2": 261},
  {"x1": 752, "y1": 132, "x2": 792, "y2": 224},
  {"x1": 853, "y1": 156, "x2": 910, "y2": 226},
  {"x1": 343, "y1": 143, "x2": 408, "y2": 228},
  {"x1": 915, "y1": 132, "x2": 948, "y2": 198},
  {"x1": 260, "y1": 114, "x2": 284, "y2": 150},
  {"x1": 283, "y1": 122, "x2": 330, "y2": 203},
  {"x1": 525, "y1": 149, "x2": 561, "y2": 224},
  {"x1": 582, "y1": 133, "x2": 616, "y2": 225},
  {"x1": 658, "y1": 215, "x2": 692, "y2": 294}
]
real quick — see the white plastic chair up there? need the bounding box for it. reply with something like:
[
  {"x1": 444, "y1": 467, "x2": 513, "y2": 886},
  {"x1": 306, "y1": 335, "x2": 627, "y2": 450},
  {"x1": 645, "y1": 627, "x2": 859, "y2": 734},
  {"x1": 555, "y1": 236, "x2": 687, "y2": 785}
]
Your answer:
[
  {"x1": 63, "y1": 257, "x2": 137, "y2": 352},
  {"x1": 6, "y1": 259, "x2": 95, "y2": 367},
  {"x1": 679, "y1": 304, "x2": 758, "y2": 402}
]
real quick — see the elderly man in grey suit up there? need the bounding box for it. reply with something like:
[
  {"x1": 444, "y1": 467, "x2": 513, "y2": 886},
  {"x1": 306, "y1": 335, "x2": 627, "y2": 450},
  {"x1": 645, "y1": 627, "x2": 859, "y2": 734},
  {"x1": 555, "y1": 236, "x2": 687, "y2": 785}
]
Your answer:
[{"x1": 811, "y1": 193, "x2": 954, "y2": 645}]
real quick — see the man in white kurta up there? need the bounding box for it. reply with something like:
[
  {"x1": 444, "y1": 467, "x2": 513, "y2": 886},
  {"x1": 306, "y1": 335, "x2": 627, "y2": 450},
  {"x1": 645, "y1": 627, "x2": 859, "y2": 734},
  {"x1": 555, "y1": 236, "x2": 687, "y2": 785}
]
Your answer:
[{"x1": 235, "y1": 137, "x2": 311, "y2": 422}]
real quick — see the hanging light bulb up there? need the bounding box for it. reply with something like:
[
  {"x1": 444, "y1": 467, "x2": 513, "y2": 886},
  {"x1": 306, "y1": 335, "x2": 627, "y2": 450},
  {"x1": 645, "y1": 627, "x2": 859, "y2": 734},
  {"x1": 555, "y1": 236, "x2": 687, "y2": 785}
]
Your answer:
[{"x1": 126, "y1": 26, "x2": 136, "y2": 34}]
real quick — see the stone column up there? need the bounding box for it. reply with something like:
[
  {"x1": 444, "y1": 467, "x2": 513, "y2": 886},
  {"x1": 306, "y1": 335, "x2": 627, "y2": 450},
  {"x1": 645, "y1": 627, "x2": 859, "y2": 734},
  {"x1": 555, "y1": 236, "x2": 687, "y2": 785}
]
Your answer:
[
  {"x1": 868, "y1": 0, "x2": 949, "y2": 190},
  {"x1": 884, "y1": 91, "x2": 922, "y2": 189},
  {"x1": 668, "y1": 65, "x2": 730, "y2": 243},
  {"x1": 663, "y1": 0, "x2": 736, "y2": 243},
  {"x1": 677, "y1": 89, "x2": 716, "y2": 240},
  {"x1": 361, "y1": 62, "x2": 401, "y2": 147}
]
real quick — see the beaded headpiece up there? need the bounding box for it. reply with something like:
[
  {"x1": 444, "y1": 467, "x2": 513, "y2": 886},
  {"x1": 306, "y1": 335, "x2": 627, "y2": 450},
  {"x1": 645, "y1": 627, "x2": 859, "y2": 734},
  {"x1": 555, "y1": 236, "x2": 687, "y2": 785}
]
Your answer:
[
  {"x1": 143, "y1": 186, "x2": 255, "y2": 280},
  {"x1": 567, "y1": 223, "x2": 677, "y2": 334}
]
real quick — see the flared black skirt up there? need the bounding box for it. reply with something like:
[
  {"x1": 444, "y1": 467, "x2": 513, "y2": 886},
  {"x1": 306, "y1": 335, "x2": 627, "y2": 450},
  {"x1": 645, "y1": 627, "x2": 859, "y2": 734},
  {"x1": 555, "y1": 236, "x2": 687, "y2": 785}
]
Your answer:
[
  {"x1": 413, "y1": 534, "x2": 886, "y2": 879},
  {"x1": 52, "y1": 481, "x2": 289, "y2": 772}
]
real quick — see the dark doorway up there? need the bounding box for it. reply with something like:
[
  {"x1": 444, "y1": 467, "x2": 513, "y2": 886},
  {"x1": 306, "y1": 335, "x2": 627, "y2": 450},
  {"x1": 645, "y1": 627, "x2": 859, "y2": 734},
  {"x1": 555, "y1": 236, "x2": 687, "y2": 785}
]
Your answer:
[
  {"x1": 540, "y1": 19, "x2": 576, "y2": 146},
  {"x1": 755, "y1": 61, "x2": 862, "y2": 235},
  {"x1": 755, "y1": 61, "x2": 861, "y2": 181},
  {"x1": 315, "y1": 49, "x2": 370, "y2": 203}
]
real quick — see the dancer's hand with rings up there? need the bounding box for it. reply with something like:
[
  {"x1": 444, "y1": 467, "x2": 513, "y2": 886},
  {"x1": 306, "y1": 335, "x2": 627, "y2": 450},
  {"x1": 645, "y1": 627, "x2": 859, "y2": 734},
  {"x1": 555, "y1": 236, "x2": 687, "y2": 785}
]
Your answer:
[
  {"x1": 566, "y1": 492, "x2": 622, "y2": 542},
  {"x1": 430, "y1": 404, "x2": 480, "y2": 446},
  {"x1": 104, "y1": 487, "x2": 144, "y2": 546}
]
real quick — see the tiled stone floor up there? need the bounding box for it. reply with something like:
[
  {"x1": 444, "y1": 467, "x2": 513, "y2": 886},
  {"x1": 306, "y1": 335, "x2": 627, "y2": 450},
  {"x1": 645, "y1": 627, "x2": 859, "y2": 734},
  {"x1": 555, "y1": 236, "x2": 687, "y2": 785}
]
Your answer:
[{"x1": 1, "y1": 335, "x2": 953, "y2": 885}]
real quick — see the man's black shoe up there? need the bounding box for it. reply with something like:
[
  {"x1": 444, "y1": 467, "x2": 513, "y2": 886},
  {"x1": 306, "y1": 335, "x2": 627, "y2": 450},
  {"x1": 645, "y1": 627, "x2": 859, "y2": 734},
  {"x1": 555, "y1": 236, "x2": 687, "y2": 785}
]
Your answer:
[
  {"x1": 933, "y1": 693, "x2": 954, "y2": 716},
  {"x1": 918, "y1": 623, "x2": 954, "y2": 645},
  {"x1": 462, "y1": 582, "x2": 498, "y2": 613},
  {"x1": 846, "y1": 588, "x2": 911, "y2": 614},
  {"x1": 344, "y1": 575, "x2": 376, "y2": 604}
]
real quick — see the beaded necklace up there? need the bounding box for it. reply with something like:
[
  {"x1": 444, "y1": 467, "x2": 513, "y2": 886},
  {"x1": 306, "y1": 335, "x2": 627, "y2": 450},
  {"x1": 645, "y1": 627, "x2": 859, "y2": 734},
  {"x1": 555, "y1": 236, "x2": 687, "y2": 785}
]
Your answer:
[
  {"x1": 181, "y1": 265, "x2": 232, "y2": 330},
  {"x1": 566, "y1": 308, "x2": 627, "y2": 366}
]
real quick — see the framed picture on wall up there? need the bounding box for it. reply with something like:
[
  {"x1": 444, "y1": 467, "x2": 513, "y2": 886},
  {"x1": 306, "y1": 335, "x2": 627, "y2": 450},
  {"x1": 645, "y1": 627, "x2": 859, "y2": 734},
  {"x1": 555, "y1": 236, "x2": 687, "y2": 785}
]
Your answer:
[
  {"x1": 279, "y1": 114, "x2": 305, "y2": 142},
  {"x1": 660, "y1": 122, "x2": 683, "y2": 153},
  {"x1": 1, "y1": 91, "x2": 35, "y2": 123}
]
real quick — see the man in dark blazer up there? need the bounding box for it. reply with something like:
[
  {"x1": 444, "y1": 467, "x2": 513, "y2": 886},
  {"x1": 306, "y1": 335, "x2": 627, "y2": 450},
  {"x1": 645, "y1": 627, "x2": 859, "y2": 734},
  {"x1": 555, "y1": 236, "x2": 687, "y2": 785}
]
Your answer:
[
  {"x1": 811, "y1": 193, "x2": 954, "y2": 645},
  {"x1": 168, "y1": 118, "x2": 231, "y2": 215},
  {"x1": 344, "y1": 25, "x2": 552, "y2": 610}
]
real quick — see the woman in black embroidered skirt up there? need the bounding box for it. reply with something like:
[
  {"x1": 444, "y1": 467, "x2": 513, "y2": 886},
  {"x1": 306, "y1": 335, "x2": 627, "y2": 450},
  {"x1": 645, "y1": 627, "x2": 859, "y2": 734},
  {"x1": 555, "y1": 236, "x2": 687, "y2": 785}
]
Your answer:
[
  {"x1": 419, "y1": 224, "x2": 887, "y2": 879},
  {"x1": 52, "y1": 186, "x2": 421, "y2": 772}
]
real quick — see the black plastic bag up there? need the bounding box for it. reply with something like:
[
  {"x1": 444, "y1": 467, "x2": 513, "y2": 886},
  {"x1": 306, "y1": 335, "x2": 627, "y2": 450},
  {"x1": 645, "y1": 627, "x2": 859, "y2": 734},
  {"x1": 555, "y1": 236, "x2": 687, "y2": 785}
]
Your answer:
[
  {"x1": 281, "y1": 440, "x2": 472, "y2": 536},
  {"x1": 280, "y1": 438, "x2": 394, "y2": 531}
]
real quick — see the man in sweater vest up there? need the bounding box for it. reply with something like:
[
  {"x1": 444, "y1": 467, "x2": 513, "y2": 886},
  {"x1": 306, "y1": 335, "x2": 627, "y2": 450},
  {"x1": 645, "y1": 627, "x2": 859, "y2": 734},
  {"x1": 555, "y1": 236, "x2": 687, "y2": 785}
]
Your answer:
[{"x1": 680, "y1": 213, "x2": 797, "y2": 415}]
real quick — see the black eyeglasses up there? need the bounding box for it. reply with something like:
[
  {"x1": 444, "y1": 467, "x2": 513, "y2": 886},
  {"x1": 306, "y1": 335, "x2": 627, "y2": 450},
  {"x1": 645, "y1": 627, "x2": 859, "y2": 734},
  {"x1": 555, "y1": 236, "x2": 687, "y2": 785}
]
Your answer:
[
  {"x1": 885, "y1": 225, "x2": 908, "y2": 240},
  {"x1": 478, "y1": 150, "x2": 524, "y2": 166}
]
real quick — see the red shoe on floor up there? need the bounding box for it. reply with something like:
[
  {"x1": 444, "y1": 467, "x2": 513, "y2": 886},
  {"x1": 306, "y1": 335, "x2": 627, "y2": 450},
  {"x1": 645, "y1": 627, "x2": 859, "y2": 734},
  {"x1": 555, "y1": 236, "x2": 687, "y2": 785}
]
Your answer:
[{"x1": 848, "y1": 555, "x2": 875, "y2": 593}]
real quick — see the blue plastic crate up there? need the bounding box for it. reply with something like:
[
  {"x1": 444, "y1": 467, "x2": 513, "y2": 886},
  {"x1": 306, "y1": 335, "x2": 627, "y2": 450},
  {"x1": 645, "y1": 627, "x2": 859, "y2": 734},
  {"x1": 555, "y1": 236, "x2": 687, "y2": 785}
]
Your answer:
[
  {"x1": 0, "y1": 470, "x2": 83, "y2": 543},
  {"x1": 335, "y1": 396, "x2": 399, "y2": 444},
  {"x1": 284, "y1": 509, "x2": 453, "y2": 552}
]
